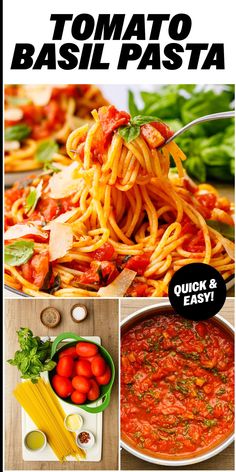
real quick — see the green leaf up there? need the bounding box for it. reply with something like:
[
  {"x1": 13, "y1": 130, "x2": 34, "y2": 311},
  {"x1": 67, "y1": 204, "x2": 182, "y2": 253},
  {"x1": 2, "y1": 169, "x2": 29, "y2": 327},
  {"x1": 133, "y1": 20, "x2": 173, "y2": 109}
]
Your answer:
[
  {"x1": 184, "y1": 156, "x2": 206, "y2": 183},
  {"x1": 25, "y1": 181, "x2": 43, "y2": 214},
  {"x1": 128, "y1": 90, "x2": 139, "y2": 118},
  {"x1": 4, "y1": 240, "x2": 34, "y2": 266},
  {"x1": 5, "y1": 124, "x2": 31, "y2": 142},
  {"x1": 36, "y1": 139, "x2": 59, "y2": 163},
  {"x1": 43, "y1": 162, "x2": 61, "y2": 173},
  {"x1": 118, "y1": 125, "x2": 140, "y2": 143},
  {"x1": 132, "y1": 115, "x2": 163, "y2": 126},
  {"x1": 25, "y1": 188, "x2": 37, "y2": 213},
  {"x1": 206, "y1": 220, "x2": 235, "y2": 241}
]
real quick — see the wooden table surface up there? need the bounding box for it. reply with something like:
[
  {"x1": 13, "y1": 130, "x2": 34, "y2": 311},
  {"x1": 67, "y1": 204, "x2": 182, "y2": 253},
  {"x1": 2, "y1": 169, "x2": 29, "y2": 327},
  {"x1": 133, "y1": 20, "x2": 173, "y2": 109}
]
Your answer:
[
  {"x1": 120, "y1": 298, "x2": 234, "y2": 471},
  {"x1": 5, "y1": 299, "x2": 119, "y2": 470}
]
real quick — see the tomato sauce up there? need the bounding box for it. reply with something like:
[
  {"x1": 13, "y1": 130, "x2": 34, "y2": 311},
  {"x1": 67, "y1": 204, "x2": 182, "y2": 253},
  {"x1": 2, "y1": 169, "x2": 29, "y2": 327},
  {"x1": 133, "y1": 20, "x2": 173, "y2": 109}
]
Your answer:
[{"x1": 121, "y1": 314, "x2": 234, "y2": 458}]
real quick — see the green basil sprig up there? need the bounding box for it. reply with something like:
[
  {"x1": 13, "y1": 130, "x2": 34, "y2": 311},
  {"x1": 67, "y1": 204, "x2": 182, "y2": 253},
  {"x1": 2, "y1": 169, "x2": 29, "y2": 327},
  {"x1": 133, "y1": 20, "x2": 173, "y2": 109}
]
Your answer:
[
  {"x1": 118, "y1": 115, "x2": 163, "y2": 143},
  {"x1": 7, "y1": 328, "x2": 56, "y2": 383},
  {"x1": 5, "y1": 124, "x2": 31, "y2": 142},
  {"x1": 4, "y1": 240, "x2": 34, "y2": 266},
  {"x1": 206, "y1": 220, "x2": 235, "y2": 242},
  {"x1": 36, "y1": 139, "x2": 59, "y2": 163}
]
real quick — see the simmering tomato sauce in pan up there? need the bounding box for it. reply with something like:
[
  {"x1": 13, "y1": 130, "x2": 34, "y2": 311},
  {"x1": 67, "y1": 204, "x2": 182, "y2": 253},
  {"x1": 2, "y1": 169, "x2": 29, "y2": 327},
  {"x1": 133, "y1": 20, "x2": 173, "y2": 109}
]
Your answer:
[{"x1": 121, "y1": 315, "x2": 234, "y2": 458}]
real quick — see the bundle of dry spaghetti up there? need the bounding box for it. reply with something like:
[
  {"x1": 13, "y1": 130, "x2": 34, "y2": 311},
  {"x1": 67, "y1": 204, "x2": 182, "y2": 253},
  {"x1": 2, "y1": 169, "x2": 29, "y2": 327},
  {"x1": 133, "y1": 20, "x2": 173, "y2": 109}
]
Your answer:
[
  {"x1": 13, "y1": 378, "x2": 86, "y2": 461},
  {"x1": 4, "y1": 105, "x2": 234, "y2": 297}
]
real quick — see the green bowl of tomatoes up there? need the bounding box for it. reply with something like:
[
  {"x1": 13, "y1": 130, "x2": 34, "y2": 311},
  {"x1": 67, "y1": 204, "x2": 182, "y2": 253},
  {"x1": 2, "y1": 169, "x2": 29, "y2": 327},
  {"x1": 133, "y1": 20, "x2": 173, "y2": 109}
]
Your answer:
[{"x1": 48, "y1": 332, "x2": 115, "y2": 413}]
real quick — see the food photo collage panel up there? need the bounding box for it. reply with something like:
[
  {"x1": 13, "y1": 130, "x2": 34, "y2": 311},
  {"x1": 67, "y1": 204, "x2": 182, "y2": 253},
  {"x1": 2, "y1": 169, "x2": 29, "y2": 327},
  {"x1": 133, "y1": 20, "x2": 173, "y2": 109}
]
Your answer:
[{"x1": 4, "y1": 84, "x2": 235, "y2": 471}]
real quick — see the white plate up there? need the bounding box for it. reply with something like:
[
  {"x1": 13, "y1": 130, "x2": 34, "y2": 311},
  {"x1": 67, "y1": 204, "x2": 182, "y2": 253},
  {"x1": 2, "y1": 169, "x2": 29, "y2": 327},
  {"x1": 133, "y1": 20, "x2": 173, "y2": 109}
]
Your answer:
[{"x1": 22, "y1": 336, "x2": 102, "y2": 462}]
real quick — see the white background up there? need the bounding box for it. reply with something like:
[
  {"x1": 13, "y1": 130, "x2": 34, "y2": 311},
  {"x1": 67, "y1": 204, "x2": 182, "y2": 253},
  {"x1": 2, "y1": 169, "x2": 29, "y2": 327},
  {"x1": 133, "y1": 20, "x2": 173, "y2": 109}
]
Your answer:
[{"x1": 3, "y1": 0, "x2": 236, "y2": 84}]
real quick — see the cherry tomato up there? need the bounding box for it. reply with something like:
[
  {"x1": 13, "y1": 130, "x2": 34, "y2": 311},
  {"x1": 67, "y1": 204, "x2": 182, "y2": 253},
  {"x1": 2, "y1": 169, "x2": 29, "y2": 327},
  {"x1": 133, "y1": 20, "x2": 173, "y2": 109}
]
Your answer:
[
  {"x1": 71, "y1": 390, "x2": 87, "y2": 405},
  {"x1": 52, "y1": 375, "x2": 73, "y2": 398},
  {"x1": 86, "y1": 353, "x2": 102, "y2": 363},
  {"x1": 98, "y1": 105, "x2": 130, "y2": 140},
  {"x1": 56, "y1": 356, "x2": 74, "y2": 378},
  {"x1": 58, "y1": 346, "x2": 78, "y2": 359},
  {"x1": 87, "y1": 379, "x2": 100, "y2": 401},
  {"x1": 91, "y1": 356, "x2": 106, "y2": 377},
  {"x1": 124, "y1": 255, "x2": 150, "y2": 276},
  {"x1": 96, "y1": 366, "x2": 111, "y2": 386},
  {"x1": 76, "y1": 342, "x2": 98, "y2": 358},
  {"x1": 72, "y1": 375, "x2": 91, "y2": 393},
  {"x1": 91, "y1": 242, "x2": 114, "y2": 261},
  {"x1": 75, "y1": 359, "x2": 93, "y2": 378}
]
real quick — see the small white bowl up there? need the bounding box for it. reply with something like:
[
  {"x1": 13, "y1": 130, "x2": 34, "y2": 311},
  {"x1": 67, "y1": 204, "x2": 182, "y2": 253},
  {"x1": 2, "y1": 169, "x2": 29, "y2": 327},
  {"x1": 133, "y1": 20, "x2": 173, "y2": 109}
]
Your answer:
[
  {"x1": 24, "y1": 430, "x2": 47, "y2": 453},
  {"x1": 64, "y1": 413, "x2": 83, "y2": 432},
  {"x1": 76, "y1": 430, "x2": 95, "y2": 449}
]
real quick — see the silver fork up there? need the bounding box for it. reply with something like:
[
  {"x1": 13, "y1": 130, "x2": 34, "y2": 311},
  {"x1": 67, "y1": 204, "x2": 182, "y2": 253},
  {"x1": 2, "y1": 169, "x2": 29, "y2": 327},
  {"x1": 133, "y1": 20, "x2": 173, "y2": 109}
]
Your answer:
[{"x1": 159, "y1": 110, "x2": 235, "y2": 149}]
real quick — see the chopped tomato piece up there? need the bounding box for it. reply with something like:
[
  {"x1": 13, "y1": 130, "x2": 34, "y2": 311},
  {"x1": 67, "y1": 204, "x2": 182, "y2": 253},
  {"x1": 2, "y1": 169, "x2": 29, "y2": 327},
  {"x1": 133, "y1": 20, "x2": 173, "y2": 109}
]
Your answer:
[
  {"x1": 21, "y1": 253, "x2": 49, "y2": 288},
  {"x1": 183, "y1": 230, "x2": 205, "y2": 253},
  {"x1": 5, "y1": 185, "x2": 24, "y2": 209},
  {"x1": 196, "y1": 193, "x2": 217, "y2": 211},
  {"x1": 195, "y1": 322, "x2": 207, "y2": 337},
  {"x1": 91, "y1": 242, "x2": 115, "y2": 261},
  {"x1": 151, "y1": 121, "x2": 174, "y2": 140},
  {"x1": 59, "y1": 196, "x2": 79, "y2": 213},
  {"x1": 79, "y1": 261, "x2": 119, "y2": 286},
  {"x1": 98, "y1": 105, "x2": 130, "y2": 140},
  {"x1": 36, "y1": 198, "x2": 59, "y2": 222},
  {"x1": 127, "y1": 282, "x2": 148, "y2": 297},
  {"x1": 140, "y1": 124, "x2": 165, "y2": 149},
  {"x1": 124, "y1": 255, "x2": 150, "y2": 276}
]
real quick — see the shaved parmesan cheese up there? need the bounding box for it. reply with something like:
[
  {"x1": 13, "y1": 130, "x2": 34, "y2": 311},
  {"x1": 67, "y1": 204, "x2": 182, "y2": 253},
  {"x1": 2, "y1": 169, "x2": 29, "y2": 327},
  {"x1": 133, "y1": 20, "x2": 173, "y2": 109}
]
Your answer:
[
  {"x1": 44, "y1": 208, "x2": 80, "y2": 230},
  {"x1": 5, "y1": 140, "x2": 20, "y2": 152},
  {"x1": 49, "y1": 222, "x2": 73, "y2": 261},
  {"x1": 49, "y1": 161, "x2": 83, "y2": 198},
  {"x1": 4, "y1": 223, "x2": 48, "y2": 240},
  {"x1": 98, "y1": 268, "x2": 136, "y2": 297},
  {"x1": 23, "y1": 85, "x2": 52, "y2": 106},
  {"x1": 5, "y1": 108, "x2": 23, "y2": 121}
]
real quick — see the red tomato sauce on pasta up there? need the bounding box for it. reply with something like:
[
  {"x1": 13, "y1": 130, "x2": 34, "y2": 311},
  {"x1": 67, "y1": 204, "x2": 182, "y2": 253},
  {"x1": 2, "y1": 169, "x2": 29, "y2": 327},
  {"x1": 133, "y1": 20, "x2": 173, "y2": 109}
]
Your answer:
[{"x1": 121, "y1": 315, "x2": 234, "y2": 458}]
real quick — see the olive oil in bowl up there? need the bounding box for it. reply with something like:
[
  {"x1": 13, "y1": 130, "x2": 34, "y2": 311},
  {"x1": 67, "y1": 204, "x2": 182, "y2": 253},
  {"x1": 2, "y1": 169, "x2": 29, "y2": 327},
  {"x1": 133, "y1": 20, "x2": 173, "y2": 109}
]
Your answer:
[{"x1": 24, "y1": 430, "x2": 47, "y2": 452}]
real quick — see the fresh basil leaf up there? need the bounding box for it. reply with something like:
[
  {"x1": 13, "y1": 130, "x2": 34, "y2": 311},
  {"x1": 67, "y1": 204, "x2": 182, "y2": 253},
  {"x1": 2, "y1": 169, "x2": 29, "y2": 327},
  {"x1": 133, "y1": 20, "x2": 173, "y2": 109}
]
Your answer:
[
  {"x1": 131, "y1": 115, "x2": 163, "y2": 126},
  {"x1": 206, "y1": 220, "x2": 235, "y2": 241},
  {"x1": 36, "y1": 139, "x2": 59, "y2": 163},
  {"x1": 118, "y1": 125, "x2": 140, "y2": 143},
  {"x1": 5, "y1": 124, "x2": 31, "y2": 142},
  {"x1": 4, "y1": 240, "x2": 34, "y2": 266},
  {"x1": 128, "y1": 90, "x2": 139, "y2": 118},
  {"x1": 25, "y1": 188, "x2": 37, "y2": 213},
  {"x1": 184, "y1": 156, "x2": 206, "y2": 183},
  {"x1": 43, "y1": 162, "x2": 61, "y2": 173},
  {"x1": 25, "y1": 180, "x2": 43, "y2": 214}
]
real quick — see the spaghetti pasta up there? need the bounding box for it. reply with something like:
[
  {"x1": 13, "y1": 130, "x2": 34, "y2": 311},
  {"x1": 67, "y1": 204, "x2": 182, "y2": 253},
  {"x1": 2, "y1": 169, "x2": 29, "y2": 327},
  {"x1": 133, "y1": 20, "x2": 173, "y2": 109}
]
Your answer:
[
  {"x1": 13, "y1": 378, "x2": 86, "y2": 462},
  {"x1": 4, "y1": 84, "x2": 108, "y2": 172},
  {"x1": 4, "y1": 105, "x2": 235, "y2": 297}
]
